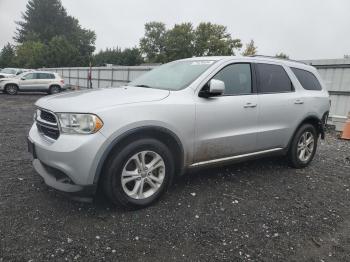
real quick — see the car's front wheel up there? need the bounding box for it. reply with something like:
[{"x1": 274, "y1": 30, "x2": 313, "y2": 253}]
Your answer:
[
  {"x1": 288, "y1": 123, "x2": 318, "y2": 168},
  {"x1": 5, "y1": 84, "x2": 18, "y2": 95},
  {"x1": 102, "y1": 138, "x2": 174, "y2": 208}
]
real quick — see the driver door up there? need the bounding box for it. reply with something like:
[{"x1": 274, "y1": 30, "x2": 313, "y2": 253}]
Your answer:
[
  {"x1": 194, "y1": 63, "x2": 259, "y2": 163},
  {"x1": 19, "y1": 72, "x2": 38, "y2": 90}
]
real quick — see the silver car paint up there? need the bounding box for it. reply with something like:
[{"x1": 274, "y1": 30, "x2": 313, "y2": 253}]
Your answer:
[{"x1": 29, "y1": 56, "x2": 330, "y2": 187}]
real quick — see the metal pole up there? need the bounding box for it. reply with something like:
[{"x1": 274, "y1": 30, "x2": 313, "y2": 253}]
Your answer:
[{"x1": 98, "y1": 68, "x2": 100, "y2": 88}]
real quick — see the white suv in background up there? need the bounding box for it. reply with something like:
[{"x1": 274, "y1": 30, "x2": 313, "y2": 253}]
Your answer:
[{"x1": 0, "y1": 71, "x2": 66, "y2": 95}]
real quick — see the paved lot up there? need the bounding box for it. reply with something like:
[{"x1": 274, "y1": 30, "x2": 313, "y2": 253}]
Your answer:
[{"x1": 0, "y1": 93, "x2": 350, "y2": 262}]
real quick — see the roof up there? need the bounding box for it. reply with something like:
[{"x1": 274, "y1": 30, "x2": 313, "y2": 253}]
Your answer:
[{"x1": 181, "y1": 55, "x2": 316, "y2": 72}]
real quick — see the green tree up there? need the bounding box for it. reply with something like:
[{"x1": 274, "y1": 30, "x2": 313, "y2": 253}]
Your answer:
[
  {"x1": 0, "y1": 43, "x2": 16, "y2": 68},
  {"x1": 164, "y1": 23, "x2": 195, "y2": 62},
  {"x1": 45, "y1": 36, "x2": 79, "y2": 67},
  {"x1": 93, "y1": 47, "x2": 122, "y2": 66},
  {"x1": 242, "y1": 40, "x2": 257, "y2": 56},
  {"x1": 120, "y1": 48, "x2": 144, "y2": 65},
  {"x1": 15, "y1": 41, "x2": 47, "y2": 68},
  {"x1": 15, "y1": 0, "x2": 95, "y2": 66},
  {"x1": 193, "y1": 22, "x2": 242, "y2": 56},
  {"x1": 275, "y1": 52, "x2": 289, "y2": 59},
  {"x1": 93, "y1": 47, "x2": 143, "y2": 66},
  {"x1": 139, "y1": 22, "x2": 167, "y2": 63}
]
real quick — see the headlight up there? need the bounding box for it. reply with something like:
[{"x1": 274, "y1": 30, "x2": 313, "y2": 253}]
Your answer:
[{"x1": 56, "y1": 113, "x2": 103, "y2": 134}]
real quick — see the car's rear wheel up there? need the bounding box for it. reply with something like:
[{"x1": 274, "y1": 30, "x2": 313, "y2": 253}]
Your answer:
[
  {"x1": 49, "y1": 85, "x2": 61, "y2": 95},
  {"x1": 288, "y1": 123, "x2": 318, "y2": 168},
  {"x1": 102, "y1": 138, "x2": 174, "y2": 208},
  {"x1": 5, "y1": 84, "x2": 18, "y2": 95}
]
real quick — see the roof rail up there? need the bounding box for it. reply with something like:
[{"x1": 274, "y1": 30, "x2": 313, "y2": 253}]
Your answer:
[{"x1": 249, "y1": 55, "x2": 308, "y2": 65}]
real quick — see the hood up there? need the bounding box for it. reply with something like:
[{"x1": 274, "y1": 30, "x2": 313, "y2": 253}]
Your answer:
[
  {"x1": 0, "y1": 77, "x2": 15, "y2": 82},
  {"x1": 35, "y1": 86, "x2": 170, "y2": 112}
]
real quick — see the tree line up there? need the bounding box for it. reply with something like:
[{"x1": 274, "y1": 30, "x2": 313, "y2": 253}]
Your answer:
[{"x1": 0, "y1": 0, "x2": 289, "y2": 69}]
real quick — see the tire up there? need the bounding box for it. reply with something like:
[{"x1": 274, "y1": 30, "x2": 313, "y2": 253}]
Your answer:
[
  {"x1": 5, "y1": 84, "x2": 18, "y2": 95},
  {"x1": 49, "y1": 85, "x2": 61, "y2": 95},
  {"x1": 288, "y1": 123, "x2": 318, "y2": 168},
  {"x1": 102, "y1": 138, "x2": 175, "y2": 208}
]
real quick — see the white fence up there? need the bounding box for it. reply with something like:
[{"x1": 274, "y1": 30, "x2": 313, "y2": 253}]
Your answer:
[
  {"x1": 305, "y1": 59, "x2": 350, "y2": 130},
  {"x1": 45, "y1": 66, "x2": 155, "y2": 89}
]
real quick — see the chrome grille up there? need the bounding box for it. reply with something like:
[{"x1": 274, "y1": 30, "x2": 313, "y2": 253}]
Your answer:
[{"x1": 36, "y1": 109, "x2": 60, "y2": 140}]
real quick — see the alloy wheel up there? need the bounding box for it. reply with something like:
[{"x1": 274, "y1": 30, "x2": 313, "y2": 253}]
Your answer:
[
  {"x1": 297, "y1": 131, "x2": 315, "y2": 162},
  {"x1": 6, "y1": 85, "x2": 17, "y2": 95},
  {"x1": 121, "y1": 150, "x2": 165, "y2": 200},
  {"x1": 50, "y1": 86, "x2": 60, "y2": 94}
]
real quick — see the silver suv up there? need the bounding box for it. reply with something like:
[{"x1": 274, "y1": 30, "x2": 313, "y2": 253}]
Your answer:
[
  {"x1": 27, "y1": 56, "x2": 330, "y2": 208},
  {"x1": 0, "y1": 71, "x2": 66, "y2": 95}
]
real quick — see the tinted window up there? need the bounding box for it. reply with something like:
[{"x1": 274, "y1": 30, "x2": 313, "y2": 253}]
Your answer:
[
  {"x1": 213, "y1": 63, "x2": 252, "y2": 95},
  {"x1": 37, "y1": 73, "x2": 54, "y2": 79},
  {"x1": 291, "y1": 68, "x2": 322, "y2": 91},
  {"x1": 256, "y1": 63, "x2": 292, "y2": 93}
]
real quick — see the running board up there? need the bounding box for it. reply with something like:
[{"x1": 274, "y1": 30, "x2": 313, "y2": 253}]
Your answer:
[{"x1": 190, "y1": 148, "x2": 284, "y2": 167}]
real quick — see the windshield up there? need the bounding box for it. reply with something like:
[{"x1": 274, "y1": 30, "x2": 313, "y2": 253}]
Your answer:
[
  {"x1": 0, "y1": 68, "x2": 16, "y2": 74},
  {"x1": 128, "y1": 60, "x2": 216, "y2": 90}
]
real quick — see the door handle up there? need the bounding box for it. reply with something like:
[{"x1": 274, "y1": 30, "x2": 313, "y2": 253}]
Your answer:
[
  {"x1": 243, "y1": 102, "x2": 257, "y2": 108},
  {"x1": 294, "y1": 99, "x2": 304, "y2": 104}
]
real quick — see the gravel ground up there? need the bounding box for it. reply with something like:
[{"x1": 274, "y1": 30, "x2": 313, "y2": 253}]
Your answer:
[{"x1": 0, "y1": 93, "x2": 350, "y2": 262}]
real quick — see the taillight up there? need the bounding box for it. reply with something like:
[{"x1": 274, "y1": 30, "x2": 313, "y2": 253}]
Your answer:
[{"x1": 60, "y1": 79, "x2": 64, "y2": 84}]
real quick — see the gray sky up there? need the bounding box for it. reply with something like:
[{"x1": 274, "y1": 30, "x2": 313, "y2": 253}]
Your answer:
[{"x1": 0, "y1": 0, "x2": 349, "y2": 60}]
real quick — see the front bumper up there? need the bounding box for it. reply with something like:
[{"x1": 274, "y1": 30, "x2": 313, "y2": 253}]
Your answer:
[
  {"x1": 32, "y1": 159, "x2": 96, "y2": 196},
  {"x1": 28, "y1": 124, "x2": 107, "y2": 195}
]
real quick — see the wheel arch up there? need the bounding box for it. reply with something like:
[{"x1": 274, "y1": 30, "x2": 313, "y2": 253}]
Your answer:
[
  {"x1": 287, "y1": 114, "x2": 326, "y2": 152},
  {"x1": 4, "y1": 82, "x2": 19, "y2": 89},
  {"x1": 93, "y1": 126, "x2": 185, "y2": 185}
]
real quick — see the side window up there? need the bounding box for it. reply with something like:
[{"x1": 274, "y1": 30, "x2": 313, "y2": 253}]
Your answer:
[
  {"x1": 49, "y1": 74, "x2": 56, "y2": 79},
  {"x1": 256, "y1": 63, "x2": 293, "y2": 93},
  {"x1": 212, "y1": 63, "x2": 252, "y2": 95},
  {"x1": 291, "y1": 67, "x2": 322, "y2": 91},
  {"x1": 38, "y1": 73, "x2": 50, "y2": 79},
  {"x1": 23, "y1": 73, "x2": 35, "y2": 80}
]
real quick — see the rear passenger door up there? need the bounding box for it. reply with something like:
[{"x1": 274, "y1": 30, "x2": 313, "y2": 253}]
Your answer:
[
  {"x1": 36, "y1": 73, "x2": 54, "y2": 90},
  {"x1": 255, "y1": 62, "x2": 305, "y2": 150}
]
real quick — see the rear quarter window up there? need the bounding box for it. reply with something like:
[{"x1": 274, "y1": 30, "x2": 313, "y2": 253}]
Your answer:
[{"x1": 291, "y1": 67, "x2": 322, "y2": 91}]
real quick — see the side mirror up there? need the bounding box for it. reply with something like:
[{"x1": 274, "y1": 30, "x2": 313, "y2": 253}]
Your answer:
[
  {"x1": 21, "y1": 77, "x2": 25, "y2": 80},
  {"x1": 199, "y1": 79, "x2": 225, "y2": 98}
]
